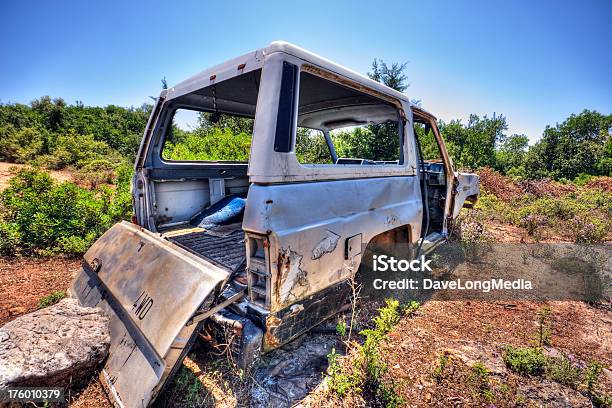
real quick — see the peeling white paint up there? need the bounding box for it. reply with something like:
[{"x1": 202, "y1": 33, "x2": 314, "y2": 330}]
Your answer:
[
  {"x1": 279, "y1": 247, "x2": 309, "y2": 304},
  {"x1": 311, "y1": 230, "x2": 340, "y2": 260}
]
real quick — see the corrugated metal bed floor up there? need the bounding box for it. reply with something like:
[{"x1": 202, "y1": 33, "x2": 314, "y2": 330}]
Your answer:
[{"x1": 166, "y1": 228, "x2": 246, "y2": 273}]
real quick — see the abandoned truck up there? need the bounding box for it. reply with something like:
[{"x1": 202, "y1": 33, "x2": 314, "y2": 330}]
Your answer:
[{"x1": 70, "y1": 41, "x2": 479, "y2": 407}]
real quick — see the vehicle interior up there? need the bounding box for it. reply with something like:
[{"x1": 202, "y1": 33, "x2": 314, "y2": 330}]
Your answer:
[
  {"x1": 413, "y1": 116, "x2": 448, "y2": 238},
  {"x1": 143, "y1": 67, "x2": 407, "y2": 278},
  {"x1": 146, "y1": 69, "x2": 263, "y2": 277}
]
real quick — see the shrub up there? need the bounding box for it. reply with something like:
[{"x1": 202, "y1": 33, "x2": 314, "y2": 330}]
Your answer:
[
  {"x1": 583, "y1": 361, "x2": 604, "y2": 393},
  {"x1": 585, "y1": 176, "x2": 612, "y2": 192},
  {"x1": 75, "y1": 159, "x2": 118, "y2": 188},
  {"x1": 327, "y1": 348, "x2": 363, "y2": 397},
  {"x1": 38, "y1": 291, "x2": 66, "y2": 309},
  {"x1": 545, "y1": 356, "x2": 581, "y2": 387},
  {"x1": 477, "y1": 167, "x2": 523, "y2": 201},
  {"x1": 35, "y1": 131, "x2": 122, "y2": 170},
  {"x1": 568, "y1": 215, "x2": 608, "y2": 243},
  {"x1": 503, "y1": 346, "x2": 547, "y2": 376},
  {"x1": 163, "y1": 128, "x2": 251, "y2": 161},
  {"x1": 0, "y1": 168, "x2": 131, "y2": 255},
  {"x1": 373, "y1": 298, "x2": 402, "y2": 334},
  {"x1": 0, "y1": 125, "x2": 47, "y2": 163},
  {"x1": 327, "y1": 298, "x2": 408, "y2": 406},
  {"x1": 469, "y1": 362, "x2": 494, "y2": 402},
  {"x1": 0, "y1": 222, "x2": 20, "y2": 256},
  {"x1": 474, "y1": 191, "x2": 511, "y2": 222},
  {"x1": 453, "y1": 210, "x2": 493, "y2": 261},
  {"x1": 573, "y1": 173, "x2": 595, "y2": 187},
  {"x1": 519, "y1": 213, "x2": 548, "y2": 238},
  {"x1": 402, "y1": 300, "x2": 420, "y2": 316}
]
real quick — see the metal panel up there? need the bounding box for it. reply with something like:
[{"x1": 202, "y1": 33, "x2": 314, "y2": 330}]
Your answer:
[
  {"x1": 243, "y1": 176, "x2": 422, "y2": 312},
  {"x1": 451, "y1": 172, "x2": 480, "y2": 218},
  {"x1": 71, "y1": 221, "x2": 229, "y2": 407}
]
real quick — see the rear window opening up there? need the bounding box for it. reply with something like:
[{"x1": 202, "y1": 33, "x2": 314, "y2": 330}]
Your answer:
[{"x1": 161, "y1": 68, "x2": 261, "y2": 163}]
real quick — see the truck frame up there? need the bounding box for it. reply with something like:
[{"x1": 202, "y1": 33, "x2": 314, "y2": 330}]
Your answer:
[{"x1": 71, "y1": 41, "x2": 479, "y2": 408}]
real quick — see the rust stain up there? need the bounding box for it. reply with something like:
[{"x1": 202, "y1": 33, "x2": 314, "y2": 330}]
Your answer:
[{"x1": 264, "y1": 315, "x2": 282, "y2": 350}]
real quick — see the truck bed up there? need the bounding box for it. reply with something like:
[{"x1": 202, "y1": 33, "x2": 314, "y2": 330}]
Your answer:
[{"x1": 165, "y1": 226, "x2": 246, "y2": 273}]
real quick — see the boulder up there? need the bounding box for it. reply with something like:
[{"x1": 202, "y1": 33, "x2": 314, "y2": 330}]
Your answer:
[{"x1": 0, "y1": 298, "x2": 110, "y2": 388}]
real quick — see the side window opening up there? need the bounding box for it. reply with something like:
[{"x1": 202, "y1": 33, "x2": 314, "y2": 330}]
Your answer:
[
  {"x1": 295, "y1": 127, "x2": 334, "y2": 164},
  {"x1": 295, "y1": 70, "x2": 404, "y2": 165}
]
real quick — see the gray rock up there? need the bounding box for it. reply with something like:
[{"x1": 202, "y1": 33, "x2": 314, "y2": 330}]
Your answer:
[
  {"x1": 0, "y1": 298, "x2": 110, "y2": 388},
  {"x1": 518, "y1": 379, "x2": 591, "y2": 407}
]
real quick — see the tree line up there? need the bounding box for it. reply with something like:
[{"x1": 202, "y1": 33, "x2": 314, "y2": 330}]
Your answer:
[{"x1": 1, "y1": 63, "x2": 610, "y2": 181}]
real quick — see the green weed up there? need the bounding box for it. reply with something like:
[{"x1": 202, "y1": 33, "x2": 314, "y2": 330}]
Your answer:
[
  {"x1": 545, "y1": 356, "x2": 581, "y2": 387},
  {"x1": 469, "y1": 362, "x2": 494, "y2": 402},
  {"x1": 336, "y1": 319, "x2": 347, "y2": 337},
  {"x1": 584, "y1": 361, "x2": 603, "y2": 393},
  {"x1": 535, "y1": 307, "x2": 552, "y2": 347},
  {"x1": 326, "y1": 348, "x2": 362, "y2": 397},
  {"x1": 37, "y1": 290, "x2": 66, "y2": 309},
  {"x1": 432, "y1": 353, "x2": 449, "y2": 383},
  {"x1": 172, "y1": 366, "x2": 204, "y2": 407}
]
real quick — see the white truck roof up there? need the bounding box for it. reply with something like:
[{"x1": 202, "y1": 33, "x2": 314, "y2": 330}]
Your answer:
[{"x1": 164, "y1": 41, "x2": 434, "y2": 118}]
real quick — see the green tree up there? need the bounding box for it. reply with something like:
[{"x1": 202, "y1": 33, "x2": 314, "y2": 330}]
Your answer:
[
  {"x1": 364, "y1": 59, "x2": 410, "y2": 161},
  {"x1": 439, "y1": 114, "x2": 508, "y2": 170},
  {"x1": 369, "y1": 59, "x2": 409, "y2": 92},
  {"x1": 0, "y1": 98, "x2": 150, "y2": 161},
  {"x1": 295, "y1": 128, "x2": 333, "y2": 164},
  {"x1": 198, "y1": 112, "x2": 254, "y2": 136},
  {"x1": 495, "y1": 134, "x2": 529, "y2": 175},
  {"x1": 524, "y1": 110, "x2": 611, "y2": 179}
]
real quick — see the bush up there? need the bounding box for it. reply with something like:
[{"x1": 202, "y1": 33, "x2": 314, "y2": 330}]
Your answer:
[
  {"x1": 0, "y1": 221, "x2": 20, "y2": 256},
  {"x1": 0, "y1": 168, "x2": 131, "y2": 255},
  {"x1": 453, "y1": 210, "x2": 493, "y2": 261},
  {"x1": 34, "y1": 131, "x2": 123, "y2": 170},
  {"x1": 75, "y1": 159, "x2": 118, "y2": 188},
  {"x1": 503, "y1": 346, "x2": 547, "y2": 376},
  {"x1": 568, "y1": 215, "x2": 608, "y2": 244},
  {"x1": 519, "y1": 213, "x2": 548, "y2": 238},
  {"x1": 545, "y1": 356, "x2": 581, "y2": 386},
  {"x1": 0, "y1": 125, "x2": 47, "y2": 163},
  {"x1": 163, "y1": 128, "x2": 251, "y2": 161},
  {"x1": 327, "y1": 348, "x2": 363, "y2": 397}
]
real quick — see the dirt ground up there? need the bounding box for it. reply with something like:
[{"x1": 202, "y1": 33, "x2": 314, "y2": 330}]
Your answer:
[
  {"x1": 0, "y1": 161, "x2": 73, "y2": 191},
  {"x1": 376, "y1": 300, "x2": 611, "y2": 407},
  {"x1": 0, "y1": 257, "x2": 81, "y2": 325},
  {"x1": 0, "y1": 221, "x2": 610, "y2": 407}
]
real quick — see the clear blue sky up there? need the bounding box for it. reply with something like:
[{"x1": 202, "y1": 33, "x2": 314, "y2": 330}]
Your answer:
[{"x1": 1, "y1": 0, "x2": 610, "y2": 143}]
